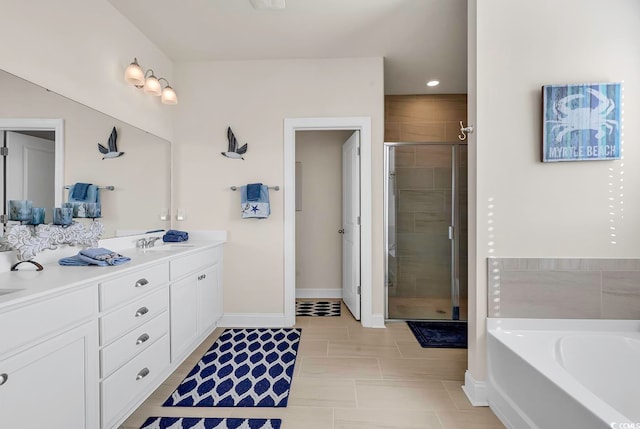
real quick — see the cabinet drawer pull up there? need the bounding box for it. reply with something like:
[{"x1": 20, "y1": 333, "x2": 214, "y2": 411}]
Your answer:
[
  {"x1": 135, "y1": 307, "x2": 149, "y2": 317},
  {"x1": 136, "y1": 368, "x2": 150, "y2": 381},
  {"x1": 135, "y1": 278, "x2": 149, "y2": 288},
  {"x1": 136, "y1": 333, "x2": 150, "y2": 345},
  {"x1": 0, "y1": 373, "x2": 7, "y2": 386}
]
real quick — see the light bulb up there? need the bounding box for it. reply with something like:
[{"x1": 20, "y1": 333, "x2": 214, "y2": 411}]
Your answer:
[
  {"x1": 124, "y1": 59, "x2": 144, "y2": 86},
  {"x1": 161, "y1": 85, "x2": 178, "y2": 105},
  {"x1": 143, "y1": 75, "x2": 161, "y2": 96}
]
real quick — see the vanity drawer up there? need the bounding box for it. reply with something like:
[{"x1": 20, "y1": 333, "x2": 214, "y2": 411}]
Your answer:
[
  {"x1": 170, "y1": 246, "x2": 221, "y2": 280},
  {"x1": 100, "y1": 310, "x2": 169, "y2": 378},
  {"x1": 99, "y1": 262, "x2": 169, "y2": 311},
  {"x1": 100, "y1": 287, "x2": 168, "y2": 346},
  {"x1": 101, "y1": 334, "x2": 170, "y2": 428},
  {"x1": 0, "y1": 285, "x2": 96, "y2": 356}
]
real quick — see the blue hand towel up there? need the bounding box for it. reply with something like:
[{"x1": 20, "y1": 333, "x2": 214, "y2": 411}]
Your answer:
[
  {"x1": 58, "y1": 247, "x2": 131, "y2": 267},
  {"x1": 246, "y1": 183, "x2": 263, "y2": 202},
  {"x1": 163, "y1": 230, "x2": 189, "y2": 242},
  {"x1": 71, "y1": 183, "x2": 90, "y2": 200},
  {"x1": 79, "y1": 247, "x2": 130, "y2": 266},
  {"x1": 69, "y1": 184, "x2": 100, "y2": 203},
  {"x1": 58, "y1": 255, "x2": 91, "y2": 266},
  {"x1": 240, "y1": 184, "x2": 270, "y2": 219}
]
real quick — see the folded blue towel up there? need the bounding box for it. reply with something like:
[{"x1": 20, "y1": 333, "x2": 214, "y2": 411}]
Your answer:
[
  {"x1": 71, "y1": 183, "x2": 90, "y2": 200},
  {"x1": 59, "y1": 247, "x2": 131, "y2": 266},
  {"x1": 58, "y1": 255, "x2": 91, "y2": 266},
  {"x1": 79, "y1": 247, "x2": 131, "y2": 265},
  {"x1": 163, "y1": 230, "x2": 189, "y2": 242},
  {"x1": 246, "y1": 183, "x2": 263, "y2": 202},
  {"x1": 240, "y1": 184, "x2": 270, "y2": 219}
]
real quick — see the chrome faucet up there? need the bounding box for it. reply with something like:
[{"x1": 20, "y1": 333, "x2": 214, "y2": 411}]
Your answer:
[
  {"x1": 137, "y1": 237, "x2": 162, "y2": 248},
  {"x1": 146, "y1": 237, "x2": 162, "y2": 247}
]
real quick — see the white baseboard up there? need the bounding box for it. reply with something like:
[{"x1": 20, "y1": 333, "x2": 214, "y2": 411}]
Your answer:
[
  {"x1": 218, "y1": 313, "x2": 288, "y2": 328},
  {"x1": 462, "y1": 370, "x2": 489, "y2": 406},
  {"x1": 295, "y1": 288, "x2": 342, "y2": 299},
  {"x1": 368, "y1": 313, "x2": 386, "y2": 328}
]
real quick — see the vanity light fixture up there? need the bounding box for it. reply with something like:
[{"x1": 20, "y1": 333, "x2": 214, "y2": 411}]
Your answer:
[{"x1": 124, "y1": 58, "x2": 178, "y2": 105}]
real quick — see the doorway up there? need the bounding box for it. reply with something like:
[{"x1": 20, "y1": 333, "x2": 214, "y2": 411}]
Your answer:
[
  {"x1": 384, "y1": 142, "x2": 468, "y2": 320},
  {"x1": 283, "y1": 117, "x2": 374, "y2": 327},
  {"x1": 294, "y1": 130, "x2": 354, "y2": 314}
]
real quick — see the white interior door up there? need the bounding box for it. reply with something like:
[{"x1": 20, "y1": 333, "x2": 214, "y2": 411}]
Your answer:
[{"x1": 342, "y1": 131, "x2": 360, "y2": 320}]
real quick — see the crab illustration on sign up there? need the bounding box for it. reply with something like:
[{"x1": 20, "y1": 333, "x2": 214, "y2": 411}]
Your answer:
[{"x1": 542, "y1": 83, "x2": 622, "y2": 162}]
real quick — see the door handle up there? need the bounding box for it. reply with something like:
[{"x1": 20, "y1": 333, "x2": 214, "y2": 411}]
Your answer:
[{"x1": 338, "y1": 229, "x2": 345, "y2": 234}]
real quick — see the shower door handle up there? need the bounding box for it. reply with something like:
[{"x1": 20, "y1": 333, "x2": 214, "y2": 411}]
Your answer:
[{"x1": 448, "y1": 226, "x2": 454, "y2": 240}]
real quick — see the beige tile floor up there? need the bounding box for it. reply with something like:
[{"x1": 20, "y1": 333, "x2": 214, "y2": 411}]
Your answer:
[{"x1": 122, "y1": 301, "x2": 504, "y2": 429}]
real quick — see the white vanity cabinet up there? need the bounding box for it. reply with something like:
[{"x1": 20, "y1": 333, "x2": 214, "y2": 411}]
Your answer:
[
  {"x1": 0, "y1": 286, "x2": 99, "y2": 429},
  {"x1": 98, "y1": 262, "x2": 171, "y2": 429},
  {"x1": 0, "y1": 239, "x2": 225, "y2": 429},
  {"x1": 169, "y1": 246, "x2": 223, "y2": 361}
]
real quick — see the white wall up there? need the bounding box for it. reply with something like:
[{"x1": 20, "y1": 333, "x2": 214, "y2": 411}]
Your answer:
[
  {"x1": 470, "y1": 0, "x2": 640, "y2": 381},
  {"x1": 172, "y1": 58, "x2": 384, "y2": 316},
  {"x1": 0, "y1": 0, "x2": 174, "y2": 140},
  {"x1": 295, "y1": 130, "x2": 352, "y2": 294}
]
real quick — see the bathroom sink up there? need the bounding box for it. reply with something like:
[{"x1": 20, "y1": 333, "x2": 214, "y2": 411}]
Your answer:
[
  {"x1": 0, "y1": 289, "x2": 24, "y2": 297},
  {"x1": 143, "y1": 244, "x2": 196, "y2": 252}
]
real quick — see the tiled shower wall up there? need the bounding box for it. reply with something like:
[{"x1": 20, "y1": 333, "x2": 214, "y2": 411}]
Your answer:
[{"x1": 489, "y1": 258, "x2": 640, "y2": 319}]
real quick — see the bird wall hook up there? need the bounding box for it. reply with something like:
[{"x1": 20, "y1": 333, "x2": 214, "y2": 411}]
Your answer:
[
  {"x1": 221, "y1": 127, "x2": 248, "y2": 160},
  {"x1": 98, "y1": 126, "x2": 124, "y2": 159}
]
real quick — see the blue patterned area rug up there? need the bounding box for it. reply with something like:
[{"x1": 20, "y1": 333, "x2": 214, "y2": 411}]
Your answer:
[
  {"x1": 140, "y1": 417, "x2": 282, "y2": 429},
  {"x1": 407, "y1": 321, "x2": 467, "y2": 348},
  {"x1": 163, "y1": 328, "x2": 301, "y2": 407}
]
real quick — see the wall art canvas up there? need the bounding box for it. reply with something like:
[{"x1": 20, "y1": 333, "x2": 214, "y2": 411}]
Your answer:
[{"x1": 542, "y1": 82, "x2": 622, "y2": 162}]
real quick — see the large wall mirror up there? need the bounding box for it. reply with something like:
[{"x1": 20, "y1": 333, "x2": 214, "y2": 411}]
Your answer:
[{"x1": 0, "y1": 69, "x2": 171, "y2": 247}]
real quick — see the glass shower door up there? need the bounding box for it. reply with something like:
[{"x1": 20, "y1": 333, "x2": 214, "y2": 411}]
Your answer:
[{"x1": 385, "y1": 143, "x2": 467, "y2": 320}]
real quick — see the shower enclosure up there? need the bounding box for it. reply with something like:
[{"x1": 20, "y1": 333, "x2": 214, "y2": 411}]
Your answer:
[{"x1": 384, "y1": 142, "x2": 467, "y2": 320}]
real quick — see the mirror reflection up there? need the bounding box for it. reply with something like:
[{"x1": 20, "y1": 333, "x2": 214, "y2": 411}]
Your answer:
[
  {"x1": 3, "y1": 130, "x2": 56, "y2": 223},
  {"x1": 0, "y1": 69, "x2": 171, "y2": 247}
]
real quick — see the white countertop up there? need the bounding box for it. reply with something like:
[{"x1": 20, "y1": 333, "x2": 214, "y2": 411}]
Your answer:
[{"x1": 0, "y1": 239, "x2": 225, "y2": 311}]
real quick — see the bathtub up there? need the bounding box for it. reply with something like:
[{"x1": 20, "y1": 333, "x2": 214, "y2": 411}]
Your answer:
[{"x1": 487, "y1": 318, "x2": 640, "y2": 429}]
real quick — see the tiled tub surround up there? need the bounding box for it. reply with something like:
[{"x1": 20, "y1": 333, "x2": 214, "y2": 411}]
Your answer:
[{"x1": 488, "y1": 258, "x2": 640, "y2": 319}]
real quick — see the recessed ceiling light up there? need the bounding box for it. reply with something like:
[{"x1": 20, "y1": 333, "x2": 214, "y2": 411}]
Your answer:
[
  {"x1": 250, "y1": 0, "x2": 285, "y2": 9},
  {"x1": 426, "y1": 80, "x2": 440, "y2": 87}
]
